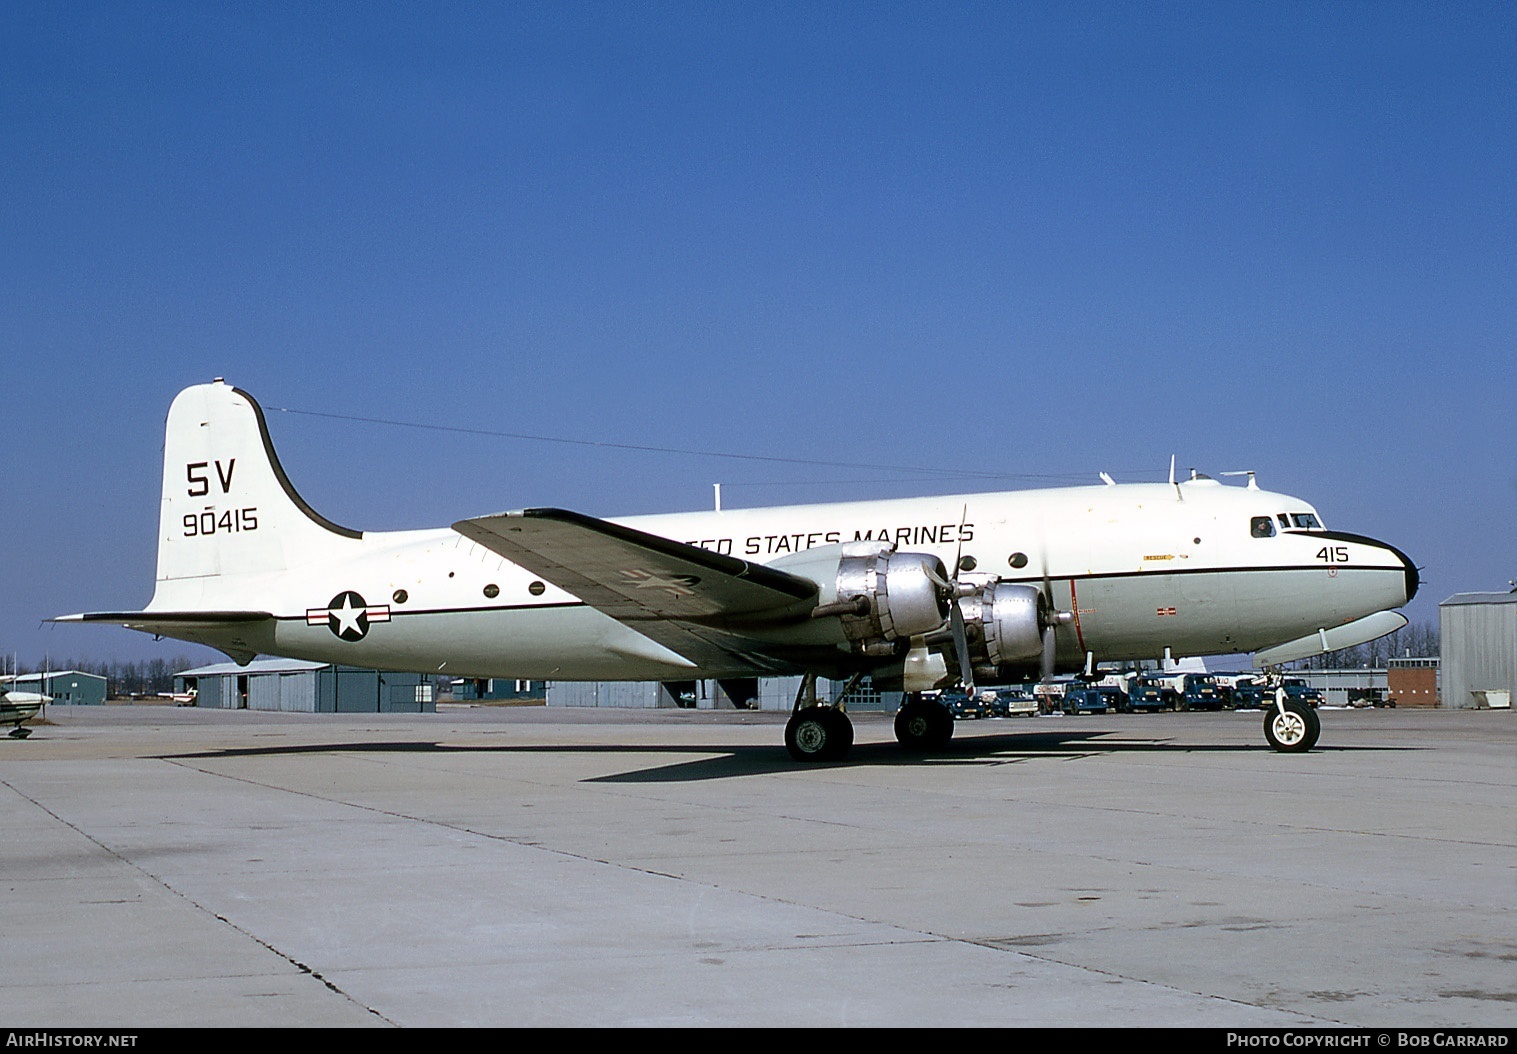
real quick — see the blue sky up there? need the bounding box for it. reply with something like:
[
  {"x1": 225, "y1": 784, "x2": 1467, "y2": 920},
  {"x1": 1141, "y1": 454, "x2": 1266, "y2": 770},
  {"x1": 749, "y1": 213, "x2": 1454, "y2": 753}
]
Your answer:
[{"x1": 2, "y1": 2, "x2": 1512, "y2": 668}]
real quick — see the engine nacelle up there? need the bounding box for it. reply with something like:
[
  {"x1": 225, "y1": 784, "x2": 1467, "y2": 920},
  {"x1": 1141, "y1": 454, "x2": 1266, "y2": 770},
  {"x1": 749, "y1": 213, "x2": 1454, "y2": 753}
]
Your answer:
[
  {"x1": 777, "y1": 541, "x2": 952, "y2": 655},
  {"x1": 834, "y1": 546, "x2": 951, "y2": 648},
  {"x1": 957, "y1": 581, "x2": 1045, "y2": 669}
]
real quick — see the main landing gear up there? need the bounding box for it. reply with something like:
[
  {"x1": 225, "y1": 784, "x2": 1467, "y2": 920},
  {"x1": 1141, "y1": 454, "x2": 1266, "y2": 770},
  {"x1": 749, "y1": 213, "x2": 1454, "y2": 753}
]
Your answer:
[
  {"x1": 783, "y1": 678, "x2": 960, "y2": 761},
  {"x1": 784, "y1": 672, "x2": 859, "y2": 762},
  {"x1": 893, "y1": 692, "x2": 954, "y2": 752}
]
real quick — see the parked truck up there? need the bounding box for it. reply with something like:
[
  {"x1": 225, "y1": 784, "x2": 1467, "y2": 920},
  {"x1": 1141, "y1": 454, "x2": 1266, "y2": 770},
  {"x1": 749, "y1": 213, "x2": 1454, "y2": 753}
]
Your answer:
[{"x1": 1179, "y1": 673, "x2": 1228, "y2": 711}]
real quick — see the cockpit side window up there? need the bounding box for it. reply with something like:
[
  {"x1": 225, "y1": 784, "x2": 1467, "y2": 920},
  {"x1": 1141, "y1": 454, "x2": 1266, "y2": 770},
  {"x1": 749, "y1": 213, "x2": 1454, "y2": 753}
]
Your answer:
[
  {"x1": 1250, "y1": 516, "x2": 1276, "y2": 538},
  {"x1": 1291, "y1": 513, "x2": 1322, "y2": 529},
  {"x1": 1276, "y1": 513, "x2": 1290, "y2": 528}
]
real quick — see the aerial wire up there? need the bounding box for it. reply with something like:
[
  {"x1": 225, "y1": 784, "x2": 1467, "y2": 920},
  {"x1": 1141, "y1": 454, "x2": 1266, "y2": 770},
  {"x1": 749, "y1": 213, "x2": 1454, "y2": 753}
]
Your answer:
[{"x1": 267, "y1": 405, "x2": 1110, "y2": 485}]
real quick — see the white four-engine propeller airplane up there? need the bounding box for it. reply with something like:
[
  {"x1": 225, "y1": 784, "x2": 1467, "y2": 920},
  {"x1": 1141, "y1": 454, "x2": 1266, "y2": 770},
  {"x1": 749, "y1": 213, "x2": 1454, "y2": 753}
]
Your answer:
[{"x1": 60, "y1": 380, "x2": 1418, "y2": 760}]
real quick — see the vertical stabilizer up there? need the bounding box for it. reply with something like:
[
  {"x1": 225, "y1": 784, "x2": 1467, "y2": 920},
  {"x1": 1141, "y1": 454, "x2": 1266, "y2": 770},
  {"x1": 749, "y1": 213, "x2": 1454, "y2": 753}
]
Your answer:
[{"x1": 151, "y1": 381, "x2": 361, "y2": 606}]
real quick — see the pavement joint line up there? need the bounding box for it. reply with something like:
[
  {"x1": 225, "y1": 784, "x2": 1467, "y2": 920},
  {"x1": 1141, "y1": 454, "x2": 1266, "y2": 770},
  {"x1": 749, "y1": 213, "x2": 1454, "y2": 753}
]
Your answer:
[{"x1": 0, "y1": 773, "x2": 397, "y2": 1027}]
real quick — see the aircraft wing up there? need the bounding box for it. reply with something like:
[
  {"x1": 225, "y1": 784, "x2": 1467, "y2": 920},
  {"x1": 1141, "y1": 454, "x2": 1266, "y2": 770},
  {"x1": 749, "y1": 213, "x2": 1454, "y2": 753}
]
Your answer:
[{"x1": 454, "y1": 508, "x2": 820, "y2": 669}]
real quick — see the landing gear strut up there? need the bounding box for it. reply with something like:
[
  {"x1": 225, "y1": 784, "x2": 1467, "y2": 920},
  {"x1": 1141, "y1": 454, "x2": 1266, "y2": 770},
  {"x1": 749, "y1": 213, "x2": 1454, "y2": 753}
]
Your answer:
[
  {"x1": 784, "y1": 673, "x2": 857, "y2": 762},
  {"x1": 893, "y1": 692, "x2": 954, "y2": 752}
]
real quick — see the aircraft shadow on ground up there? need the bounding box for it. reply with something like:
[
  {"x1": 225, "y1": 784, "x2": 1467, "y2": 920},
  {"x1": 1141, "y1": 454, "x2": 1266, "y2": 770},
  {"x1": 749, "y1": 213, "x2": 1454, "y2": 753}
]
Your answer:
[{"x1": 159, "y1": 728, "x2": 1410, "y2": 783}]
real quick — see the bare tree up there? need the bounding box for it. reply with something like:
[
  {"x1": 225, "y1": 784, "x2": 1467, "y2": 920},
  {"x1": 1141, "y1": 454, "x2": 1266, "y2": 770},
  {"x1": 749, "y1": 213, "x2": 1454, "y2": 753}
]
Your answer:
[{"x1": 1293, "y1": 620, "x2": 1438, "y2": 670}]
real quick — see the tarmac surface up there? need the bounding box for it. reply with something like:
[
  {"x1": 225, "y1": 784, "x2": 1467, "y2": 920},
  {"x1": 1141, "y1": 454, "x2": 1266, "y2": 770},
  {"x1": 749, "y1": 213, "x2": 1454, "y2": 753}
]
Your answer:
[{"x1": 1, "y1": 703, "x2": 1513, "y2": 1028}]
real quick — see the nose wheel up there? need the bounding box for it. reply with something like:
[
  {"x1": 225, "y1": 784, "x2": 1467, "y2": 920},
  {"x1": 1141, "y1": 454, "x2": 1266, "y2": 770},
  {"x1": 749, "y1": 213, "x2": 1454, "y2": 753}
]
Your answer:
[{"x1": 1263, "y1": 697, "x2": 1320, "y2": 752}]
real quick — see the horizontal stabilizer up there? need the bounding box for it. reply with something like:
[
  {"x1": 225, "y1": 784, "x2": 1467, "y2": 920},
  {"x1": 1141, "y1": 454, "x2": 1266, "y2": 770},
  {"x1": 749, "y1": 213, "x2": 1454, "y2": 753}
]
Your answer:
[
  {"x1": 56, "y1": 611, "x2": 273, "y2": 624},
  {"x1": 52, "y1": 611, "x2": 274, "y2": 665},
  {"x1": 1252, "y1": 610, "x2": 1408, "y2": 668}
]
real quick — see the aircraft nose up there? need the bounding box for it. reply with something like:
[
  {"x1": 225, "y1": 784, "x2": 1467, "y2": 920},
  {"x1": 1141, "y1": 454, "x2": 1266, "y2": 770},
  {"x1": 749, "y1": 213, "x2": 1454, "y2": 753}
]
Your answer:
[
  {"x1": 1366, "y1": 534, "x2": 1419, "y2": 606},
  {"x1": 1317, "y1": 530, "x2": 1418, "y2": 610},
  {"x1": 1401, "y1": 551, "x2": 1420, "y2": 605}
]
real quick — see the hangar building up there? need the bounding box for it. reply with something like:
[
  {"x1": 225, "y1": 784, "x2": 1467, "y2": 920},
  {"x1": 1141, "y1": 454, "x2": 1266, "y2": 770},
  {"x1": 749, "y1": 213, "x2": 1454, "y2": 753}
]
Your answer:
[
  {"x1": 1439, "y1": 591, "x2": 1517, "y2": 710},
  {"x1": 175, "y1": 659, "x2": 436, "y2": 713},
  {"x1": 547, "y1": 675, "x2": 901, "y2": 712},
  {"x1": 3, "y1": 670, "x2": 108, "y2": 706}
]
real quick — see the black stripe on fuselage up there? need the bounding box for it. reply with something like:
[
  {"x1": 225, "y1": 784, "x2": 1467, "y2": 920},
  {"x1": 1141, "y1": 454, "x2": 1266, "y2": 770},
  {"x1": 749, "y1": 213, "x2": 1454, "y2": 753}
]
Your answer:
[
  {"x1": 264, "y1": 560, "x2": 1401, "y2": 624},
  {"x1": 1001, "y1": 562, "x2": 1405, "y2": 587},
  {"x1": 271, "y1": 600, "x2": 588, "y2": 622}
]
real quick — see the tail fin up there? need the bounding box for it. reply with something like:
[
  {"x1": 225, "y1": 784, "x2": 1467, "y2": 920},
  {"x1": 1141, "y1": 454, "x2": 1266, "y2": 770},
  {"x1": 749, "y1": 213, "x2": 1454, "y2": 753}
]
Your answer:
[{"x1": 152, "y1": 380, "x2": 362, "y2": 607}]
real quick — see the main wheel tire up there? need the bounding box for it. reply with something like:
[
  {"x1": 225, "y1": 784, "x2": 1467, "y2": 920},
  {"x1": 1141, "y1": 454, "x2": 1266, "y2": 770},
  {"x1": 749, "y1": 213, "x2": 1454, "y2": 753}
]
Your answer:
[
  {"x1": 786, "y1": 705, "x2": 852, "y2": 762},
  {"x1": 821, "y1": 706, "x2": 853, "y2": 759},
  {"x1": 893, "y1": 700, "x2": 931, "y2": 751},
  {"x1": 1263, "y1": 699, "x2": 1320, "y2": 753},
  {"x1": 894, "y1": 698, "x2": 953, "y2": 751}
]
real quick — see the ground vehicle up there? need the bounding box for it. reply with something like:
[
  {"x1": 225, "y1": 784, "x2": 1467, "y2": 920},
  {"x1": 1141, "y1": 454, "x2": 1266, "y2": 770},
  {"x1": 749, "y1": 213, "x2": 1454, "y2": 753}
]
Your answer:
[
  {"x1": 1230, "y1": 680, "x2": 1269, "y2": 709},
  {"x1": 1180, "y1": 674, "x2": 1228, "y2": 711},
  {"x1": 1033, "y1": 682, "x2": 1066, "y2": 715},
  {"x1": 1282, "y1": 681, "x2": 1324, "y2": 708},
  {"x1": 995, "y1": 690, "x2": 1038, "y2": 718},
  {"x1": 1064, "y1": 686, "x2": 1121, "y2": 714},
  {"x1": 940, "y1": 689, "x2": 990, "y2": 720},
  {"x1": 1126, "y1": 679, "x2": 1170, "y2": 712},
  {"x1": 1129, "y1": 676, "x2": 1180, "y2": 710},
  {"x1": 1232, "y1": 680, "x2": 1322, "y2": 710}
]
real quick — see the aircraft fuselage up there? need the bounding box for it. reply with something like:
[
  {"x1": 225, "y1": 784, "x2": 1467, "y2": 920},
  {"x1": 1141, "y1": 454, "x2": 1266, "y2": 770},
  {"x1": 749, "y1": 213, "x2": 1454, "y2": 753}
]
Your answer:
[{"x1": 157, "y1": 480, "x2": 1415, "y2": 682}]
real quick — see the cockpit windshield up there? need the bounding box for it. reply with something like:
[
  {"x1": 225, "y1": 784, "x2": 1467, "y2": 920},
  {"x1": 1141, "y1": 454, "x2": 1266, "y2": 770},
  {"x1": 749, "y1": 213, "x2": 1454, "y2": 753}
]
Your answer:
[{"x1": 1290, "y1": 513, "x2": 1322, "y2": 529}]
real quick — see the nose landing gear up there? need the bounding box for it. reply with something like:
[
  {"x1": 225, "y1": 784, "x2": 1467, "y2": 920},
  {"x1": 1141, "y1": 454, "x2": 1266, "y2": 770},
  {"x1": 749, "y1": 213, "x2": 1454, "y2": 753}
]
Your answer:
[{"x1": 1263, "y1": 692, "x2": 1320, "y2": 753}]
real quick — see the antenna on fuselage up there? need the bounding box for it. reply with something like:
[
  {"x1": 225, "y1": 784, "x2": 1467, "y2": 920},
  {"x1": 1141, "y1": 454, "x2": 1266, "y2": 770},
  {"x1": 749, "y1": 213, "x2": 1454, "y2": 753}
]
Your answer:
[{"x1": 1221, "y1": 470, "x2": 1259, "y2": 490}]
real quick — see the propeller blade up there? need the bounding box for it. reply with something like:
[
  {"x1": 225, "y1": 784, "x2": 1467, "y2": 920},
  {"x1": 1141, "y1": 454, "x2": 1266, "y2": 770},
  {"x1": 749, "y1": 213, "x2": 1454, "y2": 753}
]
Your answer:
[
  {"x1": 1038, "y1": 544, "x2": 1055, "y2": 610},
  {"x1": 923, "y1": 561, "x2": 955, "y2": 594},
  {"x1": 1040, "y1": 624, "x2": 1057, "y2": 682},
  {"x1": 952, "y1": 503, "x2": 967, "y2": 578},
  {"x1": 950, "y1": 601, "x2": 974, "y2": 693}
]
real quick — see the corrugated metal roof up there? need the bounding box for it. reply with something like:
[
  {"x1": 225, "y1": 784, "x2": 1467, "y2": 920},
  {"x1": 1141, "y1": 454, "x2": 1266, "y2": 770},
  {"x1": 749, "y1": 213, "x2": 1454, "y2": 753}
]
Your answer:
[
  {"x1": 1440, "y1": 591, "x2": 1517, "y2": 606},
  {"x1": 177, "y1": 659, "x2": 328, "y2": 677}
]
